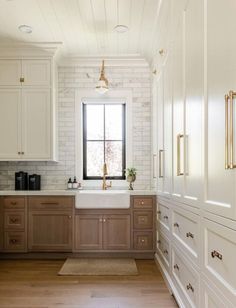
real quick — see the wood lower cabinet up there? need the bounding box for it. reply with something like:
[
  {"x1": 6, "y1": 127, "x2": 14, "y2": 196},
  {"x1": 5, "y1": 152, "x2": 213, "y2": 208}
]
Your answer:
[
  {"x1": 28, "y1": 196, "x2": 73, "y2": 252},
  {"x1": 75, "y1": 213, "x2": 131, "y2": 251}
]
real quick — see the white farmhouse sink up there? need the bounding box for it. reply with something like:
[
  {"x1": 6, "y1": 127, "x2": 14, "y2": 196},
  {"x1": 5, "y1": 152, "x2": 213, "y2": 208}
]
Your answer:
[{"x1": 75, "y1": 190, "x2": 130, "y2": 209}]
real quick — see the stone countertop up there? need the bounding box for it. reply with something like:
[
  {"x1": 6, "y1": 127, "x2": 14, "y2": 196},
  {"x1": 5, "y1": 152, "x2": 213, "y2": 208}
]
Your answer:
[{"x1": 0, "y1": 189, "x2": 156, "y2": 196}]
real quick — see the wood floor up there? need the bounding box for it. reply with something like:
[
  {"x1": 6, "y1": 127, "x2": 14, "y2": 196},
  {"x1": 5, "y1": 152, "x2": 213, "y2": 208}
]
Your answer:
[{"x1": 0, "y1": 259, "x2": 178, "y2": 308}]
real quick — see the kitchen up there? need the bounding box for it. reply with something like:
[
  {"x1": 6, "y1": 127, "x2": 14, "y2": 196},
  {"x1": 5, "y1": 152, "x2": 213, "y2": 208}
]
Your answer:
[{"x1": 0, "y1": 0, "x2": 235, "y2": 307}]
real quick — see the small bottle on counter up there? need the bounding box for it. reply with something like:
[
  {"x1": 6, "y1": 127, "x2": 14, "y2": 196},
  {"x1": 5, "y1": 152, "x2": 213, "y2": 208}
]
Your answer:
[
  {"x1": 67, "y1": 178, "x2": 73, "y2": 189},
  {"x1": 72, "y1": 176, "x2": 78, "y2": 189}
]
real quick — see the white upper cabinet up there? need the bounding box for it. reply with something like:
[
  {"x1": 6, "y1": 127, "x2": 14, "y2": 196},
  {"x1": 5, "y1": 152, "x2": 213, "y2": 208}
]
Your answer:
[
  {"x1": 21, "y1": 89, "x2": 51, "y2": 159},
  {"x1": 204, "y1": 0, "x2": 236, "y2": 220},
  {"x1": 0, "y1": 59, "x2": 51, "y2": 87},
  {"x1": 0, "y1": 89, "x2": 21, "y2": 159},
  {"x1": 22, "y1": 60, "x2": 51, "y2": 87},
  {"x1": 0, "y1": 60, "x2": 21, "y2": 86},
  {"x1": 183, "y1": 0, "x2": 204, "y2": 207}
]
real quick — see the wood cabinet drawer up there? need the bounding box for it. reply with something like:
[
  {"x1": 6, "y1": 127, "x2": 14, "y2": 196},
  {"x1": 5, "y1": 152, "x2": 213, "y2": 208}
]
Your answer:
[
  {"x1": 157, "y1": 232, "x2": 170, "y2": 267},
  {"x1": 133, "y1": 197, "x2": 154, "y2": 209},
  {"x1": 133, "y1": 211, "x2": 153, "y2": 229},
  {"x1": 28, "y1": 196, "x2": 74, "y2": 210},
  {"x1": 203, "y1": 218, "x2": 236, "y2": 301},
  {"x1": 4, "y1": 231, "x2": 26, "y2": 252},
  {"x1": 158, "y1": 203, "x2": 170, "y2": 231},
  {"x1": 3, "y1": 196, "x2": 25, "y2": 209},
  {"x1": 172, "y1": 246, "x2": 199, "y2": 307},
  {"x1": 172, "y1": 208, "x2": 199, "y2": 262},
  {"x1": 133, "y1": 231, "x2": 153, "y2": 250},
  {"x1": 4, "y1": 211, "x2": 25, "y2": 230}
]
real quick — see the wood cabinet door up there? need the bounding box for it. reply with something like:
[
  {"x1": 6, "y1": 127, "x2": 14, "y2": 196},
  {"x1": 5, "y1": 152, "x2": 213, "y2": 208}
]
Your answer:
[
  {"x1": 0, "y1": 60, "x2": 21, "y2": 86},
  {"x1": 204, "y1": 0, "x2": 236, "y2": 220},
  {"x1": 103, "y1": 215, "x2": 131, "y2": 250},
  {"x1": 22, "y1": 60, "x2": 51, "y2": 87},
  {"x1": 28, "y1": 211, "x2": 72, "y2": 251},
  {"x1": 0, "y1": 89, "x2": 21, "y2": 159},
  {"x1": 21, "y1": 88, "x2": 51, "y2": 160},
  {"x1": 74, "y1": 215, "x2": 103, "y2": 250}
]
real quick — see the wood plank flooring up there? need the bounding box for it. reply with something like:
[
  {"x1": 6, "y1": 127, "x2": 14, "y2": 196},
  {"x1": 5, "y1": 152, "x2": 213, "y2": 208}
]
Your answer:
[{"x1": 0, "y1": 259, "x2": 178, "y2": 308}]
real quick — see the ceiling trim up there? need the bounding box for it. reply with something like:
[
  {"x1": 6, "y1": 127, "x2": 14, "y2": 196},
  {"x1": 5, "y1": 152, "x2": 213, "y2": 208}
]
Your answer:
[{"x1": 59, "y1": 54, "x2": 149, "y2": 67}]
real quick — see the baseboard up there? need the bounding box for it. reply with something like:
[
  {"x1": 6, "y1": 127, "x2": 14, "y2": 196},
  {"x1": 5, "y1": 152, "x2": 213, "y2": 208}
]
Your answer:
[{"x1": 154, "y1": 253, "x2": 186, "y2": 308}]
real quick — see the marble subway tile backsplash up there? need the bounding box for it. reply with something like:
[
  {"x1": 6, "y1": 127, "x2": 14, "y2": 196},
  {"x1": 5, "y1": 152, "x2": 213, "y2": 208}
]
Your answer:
[{"x1": 0, "y1": 65, "x2": 151, "y2": 190}]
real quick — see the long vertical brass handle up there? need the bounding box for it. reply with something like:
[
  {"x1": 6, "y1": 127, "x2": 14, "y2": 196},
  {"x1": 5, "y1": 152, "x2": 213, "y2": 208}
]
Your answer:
[
  {"x1": 159, "y1": 150, "x2": 164, "y2": 178},
  {"x1": 177, "y1": 134, "x2": 184, "y2": 176},
  {"x1": 225, "y1": 94, "x2": 229, "y2": 169},
  {"x1": 229, "y1": 91, "x2": 236, "y2": 169},
  {"x1": 153, "y1": 154, "x2": 157, "y2": 179}
]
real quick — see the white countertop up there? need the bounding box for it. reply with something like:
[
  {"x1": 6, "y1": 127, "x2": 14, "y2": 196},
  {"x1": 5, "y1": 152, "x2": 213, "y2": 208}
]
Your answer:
[{"x1": 0, "y1": 189, "x2": 156, "y2": 196}]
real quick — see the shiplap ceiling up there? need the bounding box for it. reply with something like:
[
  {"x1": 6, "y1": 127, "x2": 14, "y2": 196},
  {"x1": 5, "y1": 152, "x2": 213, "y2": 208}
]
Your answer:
[{"x1": 0, "y1": 0, "x2": 162, "y2": 62}]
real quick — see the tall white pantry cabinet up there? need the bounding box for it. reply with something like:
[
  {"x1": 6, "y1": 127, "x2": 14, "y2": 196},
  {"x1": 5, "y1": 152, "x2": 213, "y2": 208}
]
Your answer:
[
  {"x1": 0, "y1": 46, "x2": 58, "y2": 161},
  {"x1": 153, "y1": 0, "x2": 236, "y2": 307}
]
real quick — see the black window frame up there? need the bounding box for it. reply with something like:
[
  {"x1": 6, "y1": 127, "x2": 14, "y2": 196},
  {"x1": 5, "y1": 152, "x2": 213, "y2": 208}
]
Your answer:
[{"x1": 83, "y1": 102, "x2": 126, "y2": 180}]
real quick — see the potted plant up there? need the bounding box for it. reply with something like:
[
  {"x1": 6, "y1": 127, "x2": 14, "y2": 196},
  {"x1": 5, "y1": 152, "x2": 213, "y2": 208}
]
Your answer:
[{"x1": 125, "y1": 167, "x2": 137, "y2": 190}]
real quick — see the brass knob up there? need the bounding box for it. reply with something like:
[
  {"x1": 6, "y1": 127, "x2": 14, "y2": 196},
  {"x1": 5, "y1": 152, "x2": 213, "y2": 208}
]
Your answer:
[
  {"x1": 163, "y1": 249, "x2": 168, "y2": 255},
  {"x1": 18, "y1": 151, "x2": 21, "y2": 155},
  {"x1": 68, "y1": 216, "x2": 72, "y2": 219},
  {"x1": 211, "y1": 250, "x2": 223, "y2": 260},
  {"x1": 141, "y1": 201, "x2": 144, "y2": 205},
  {"x1": 10, "y1": 239, "x2": 17, "y2": 244},
  {"x1": 163, "y1": 215, "x2": 168, "y2": 220},
  {"x1": 186, "y1": 283, "x2": 194, "y2": 292},
  {"x1": 21, "y1": 152, "x2": 24, "y2": 155},
  {"x1": 174, "y1": 223, "x2": 179, "y2": 228},
  {"x1": 186, "y1": 232, "x2": 194, "y2": 238},
  {"x1": 103, "y1": 219, "x2": 106, "y2": 223},
  {"x1": 174, "y1": 264, "x2": 179, "y2": 271},
  {"x1": 141, "y1": 239, "x2": 145, "y2": 243}
]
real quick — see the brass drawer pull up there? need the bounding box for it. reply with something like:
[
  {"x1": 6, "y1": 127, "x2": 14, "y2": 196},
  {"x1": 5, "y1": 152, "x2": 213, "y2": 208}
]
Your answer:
[
  {"x1": 163, "y1": 215, "x2": 168, "y2": 220},
  {"x1": 186, "y1": 232, "x2": 194, "y2": 238},
  {"x1": 141, "y1": 201, "x2": 144, "y2": 205},
  {"x1": 41, "y1": 202, "x2": 59, "y2": 205},
  {"x1": 141, "y1": 239, "x2": 145, "y2": 243},
  {"x1": 68, "y1": 216, "x2": 72, "y2": 219},
  {"x1": 186, "y1": 283, "x2": 194, "y2": 292},
  {"x1": 174, "y1": 264, "x2": 179, "y2": 271},
  {"x1": 211, "y1": 250, "x2": 223, "y2": 260},
  {"x1": 10, "y1": 218, "x2": 18, "y2": 223},
  {"x1": 174, "y1": 223, "x2": 179, "y2": 228},
  {"x1": 10, "y1": 202, "x2": 17, "y2": 205},
  {"x1": 157, "y1": 240, "x2": 161, "y2": 244},
  {"x1": 163, "y1": 249, "x2": 168, "y2": 255},
  {"x1": 157, "y1": 210, "x2": 161, "y2": 214},
  {"x1": 20, "y1": 77, "x2": 24, "y2": 82},
  {"x1": 10, "y1": 239, "x2": 18, "y2": 244}
]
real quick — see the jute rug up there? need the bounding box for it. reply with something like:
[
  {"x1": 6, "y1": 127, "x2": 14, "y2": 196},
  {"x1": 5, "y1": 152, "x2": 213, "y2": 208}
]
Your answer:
[{"x1": 58, "y1": 258, "x2": 138, "y2": 276}]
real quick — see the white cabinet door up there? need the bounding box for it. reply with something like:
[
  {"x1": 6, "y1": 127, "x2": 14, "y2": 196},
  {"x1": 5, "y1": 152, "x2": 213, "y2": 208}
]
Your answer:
[
  {"x1": 0, "y1": 89, "x2": 21, "y2": 159},
  {"x1": 183, "y1": 0, "x2": 204, "y2": 207},
  {"x1": 157, "y1": 72, "x2": 164, "y2": 195},
  {"x1": 163, "y1": 55, "x2": 172, "y2": 197},
  {"x1": 151, "y1": 76, "x2": 158, "y2": 189},
  {"x1": 22, "y1": 60, "x2": 51, "y2": 87},
  {"x1": 172, "y1": 13, "x2": 184, "y2": 200},
  {"x1": 204, "y1": 0, "x2": 236, "y2": 220},
  {"x1": 21, "y1": 89, "x2": 51, "y2": 159},
  {"x1": 0, "y1": 60, "x2": 21, "y2": 86}
]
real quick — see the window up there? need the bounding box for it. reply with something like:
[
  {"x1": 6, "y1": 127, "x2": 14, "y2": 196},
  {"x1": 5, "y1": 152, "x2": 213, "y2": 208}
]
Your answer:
[{"x1": 83, "y1": 103, "x2": 126, "y2": 180}]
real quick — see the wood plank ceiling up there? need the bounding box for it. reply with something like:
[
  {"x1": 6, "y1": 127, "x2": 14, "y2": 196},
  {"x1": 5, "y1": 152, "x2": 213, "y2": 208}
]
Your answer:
[{"x1": 0, "y1": 0, "x2": 162, "y2": 62}]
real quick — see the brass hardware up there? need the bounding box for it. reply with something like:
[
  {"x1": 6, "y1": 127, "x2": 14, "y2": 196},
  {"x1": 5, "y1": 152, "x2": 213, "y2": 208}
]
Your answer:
[
  {"x1": 159, "y1": 49, "x2": 164, "y2": 56},
  {"x1": 153, "y1": 154, "x2": 157, "y2": 179},
  {"x1": 20, "y1": 77, "x2": 24, "y2": 83},
  {"x1": 225, "y1": 94, "x2": 230, "y2": 169},
  {"x1": 141, "y1": 239, "x2": 145, "y2": 243},
  {"x1": 159, "y1": 149, "x2": 164, "y2": 178},
  {"x1": 186, "y1": 283, "x2": 194, "y2": 292},
  {"x1": 152, "y1": 69, "x2": 157, "y2": 75},
  {"x1": 99, "y1": 218, "x2": 103, "y2": 223},
  {"x1": 186, "y1": 232, "x2": 194, "y2": 238},
  {"x1": 10, "y1": 218, "x2": 18, "y2": 223},
  {"x1": 174, "y1": 264, "x2": 179, "y2": 270},
  {"x1": 21, "y1": 152, "x2": 24, "y2": 155},
  {"x1": 18, "y1": 151, "x2": 21, "y2": 155},
  {"x1": 157, "y1": 210, "x2": 161, "y2": 214},
  {"x1": 103, "y1": 219, "x2": 106, "y2": 223},
  {"x1": 163, "y1": 215, "x2": 168, "y2": 220},
  {"x1": 157, "y1": 240, "x2": 161, "y2": 244},
  {"x1": 141, "y1": 201, "x2": 144, "y2": 205},
  {"x1": 211, "y1": 250, "x2": 223, "y2": 260},
  {"x1": 163, "y1": 249, "x2": 168, "y2": 254},
  {"x1": 177, "y1": 134, "x2": 184, "y2": 176},
  {"x1": 10, "y1": 239, "x2": 18, "y2": 244},
  {"x1": 229, "y1": 91, "x2": 236, "y2": 169},
  {"x1": 68, "y1": 216, "x2": 72, "y2": 219},
  {"x1": 102, "y1": 163, "x2": 112, "y2": 190},
  {"x1": 174, "y1": 222, "x2": 179, "y2": 228},
  {"x1": 10, "y1": 202, "x2": 17, "y2": 205}
]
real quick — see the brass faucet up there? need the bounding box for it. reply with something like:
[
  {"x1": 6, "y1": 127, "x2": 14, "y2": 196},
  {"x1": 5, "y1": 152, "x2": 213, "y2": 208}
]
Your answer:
[{"x1": 102, "y1": 163, "x2": 112, "y2": 190}]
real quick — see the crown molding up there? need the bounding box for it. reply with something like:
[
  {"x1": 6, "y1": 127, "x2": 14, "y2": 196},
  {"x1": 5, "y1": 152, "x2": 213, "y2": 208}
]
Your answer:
[
  {"x1": 0, "y1": 42, "x2": 62, "y2": 58},
  {"x1": 58, "y1": 54, "x2": 150, "y2": 67}
]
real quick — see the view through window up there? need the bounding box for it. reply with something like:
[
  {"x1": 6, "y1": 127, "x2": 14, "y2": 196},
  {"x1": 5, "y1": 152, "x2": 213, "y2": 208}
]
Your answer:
[{"x1": 83, "y1": 103, "x2": 126, "y2": 179}]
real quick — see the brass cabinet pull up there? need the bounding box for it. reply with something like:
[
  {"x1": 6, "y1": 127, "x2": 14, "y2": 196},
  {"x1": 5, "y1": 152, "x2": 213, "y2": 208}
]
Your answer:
[
  {"x1": 18, "y1": 151, "x2": 21, "y2": 155},
  {"x1": 174, "y1": 264, "x2": 179, "y2": 270},
  {"x1": 21, "y1": 152, "x2": 24, "y2": 155},
  {"x1": 68, "y1": 216, "x2": 72, "y2": 219},
  {"x1": 174, "y1": 222, "x2": 179, "y2": 228},
  {"x1": 163, "y1": 249, "x2": 168, "y2": 255},
  {"x1": 10, "y1": 202, "x2": 17, "y2": 205},
  {"x1": 10, "y1": 239, "x2": 18, "y2": 244},
  {"x1": 229, "y1": 91, "x2": 236, "y2": 169},
  {"x1": 186, "y1": 283, "x2": 194, "y2": 292},
  {"x1": 153, "y1": 154, "x2": 157, "y2": 179},
  {"x1": 20, "y1": 77, "x2": 24, "y2": 83},
  {"x1": 211, "y1": 250, "x2": 223, "y2": 260},
  {"x1": 103, "y1": 219, "x2": 106, "y2": 223},
  {"x1": 225, "y1": 94, "x2": 230, "y2": 169},
  {"x1": 159, "y1": 150, "x2": 164, "y2": 178},
  {"x1": 163, "y1": 215, "x2": 168, "y2": 220},
  {"x1": 157, "y1": 210, "x2": 161, "y2": 214},
  {"x1": 186, "y1": 232, "x2": 194, "y2": 238},
  {"x1": 10, "y1": 218, "x2": 18, "y2": 223},
  {"x1": 41, "y1": 202, "x2": 58, "y2": 205},
  {"x1": 177, "y1": 134, "x2": 184, "y2": 176},
  {"x1": 157, "y1": 240, "x2": 161, "y2": 244}
]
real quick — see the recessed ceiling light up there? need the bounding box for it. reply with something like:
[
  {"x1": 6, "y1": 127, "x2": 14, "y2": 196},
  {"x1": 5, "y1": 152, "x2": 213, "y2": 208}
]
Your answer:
[
  {"x1": 113, "y1": 25, "x2": 129, "y2": 33},
  {"x1": 18, "y1": 25, "x2": 32, "y2": 34}
]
